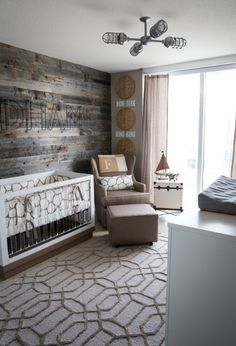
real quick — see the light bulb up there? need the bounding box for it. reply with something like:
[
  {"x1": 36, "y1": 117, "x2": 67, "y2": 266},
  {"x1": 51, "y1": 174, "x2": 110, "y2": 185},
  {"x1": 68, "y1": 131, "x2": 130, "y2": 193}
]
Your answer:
[
  {"x1": 129, "y1": 42, "x2": 143, "y2": 56},
  {"x1": 102, "y1": 32, "x2": 128, "y2": 45},
  {"x1": 163, "y1": 36, "x2": 187, "y2": 48},
  {"x1": 150, "y1": 19, "x2": 168, "y2": 38}
]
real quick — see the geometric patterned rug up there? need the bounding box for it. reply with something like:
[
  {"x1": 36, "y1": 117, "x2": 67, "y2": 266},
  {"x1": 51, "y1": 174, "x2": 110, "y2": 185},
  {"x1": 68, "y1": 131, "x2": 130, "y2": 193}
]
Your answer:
[{"x1": 0, "y1": 219, "x2": 168, "y2": 346}]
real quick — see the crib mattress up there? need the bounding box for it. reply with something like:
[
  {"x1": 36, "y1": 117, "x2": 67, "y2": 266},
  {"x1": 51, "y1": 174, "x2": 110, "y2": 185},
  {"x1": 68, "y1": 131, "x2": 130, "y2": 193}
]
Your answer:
[{"x1": 198, "y1": 175, "x2": 236, "y2": 215}]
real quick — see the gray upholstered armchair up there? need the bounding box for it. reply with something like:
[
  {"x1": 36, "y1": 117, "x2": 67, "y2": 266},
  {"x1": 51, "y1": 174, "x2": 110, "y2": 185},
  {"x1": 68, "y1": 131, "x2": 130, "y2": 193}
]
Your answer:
[{"x1": 91, "y1": 155, "x2": 150, "y2": 227}]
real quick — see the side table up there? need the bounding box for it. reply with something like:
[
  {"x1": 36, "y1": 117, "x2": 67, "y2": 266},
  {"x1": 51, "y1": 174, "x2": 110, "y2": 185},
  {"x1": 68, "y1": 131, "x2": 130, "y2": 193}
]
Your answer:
[{"x1": 153, "y1": 179, "x2": 183, "y2": 211}]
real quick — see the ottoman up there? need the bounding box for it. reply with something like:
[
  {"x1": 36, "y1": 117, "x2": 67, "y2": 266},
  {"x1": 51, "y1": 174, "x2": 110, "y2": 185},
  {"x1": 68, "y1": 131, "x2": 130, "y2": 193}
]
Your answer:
[{"x1": 107, "y1": 204, "x2": 158, "y2": 246}]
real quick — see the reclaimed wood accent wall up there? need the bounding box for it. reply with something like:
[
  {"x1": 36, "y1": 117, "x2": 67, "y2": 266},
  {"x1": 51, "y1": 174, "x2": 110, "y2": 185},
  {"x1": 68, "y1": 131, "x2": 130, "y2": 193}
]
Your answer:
[{"x1": 0, "y1": 43, "x2": 111, "y2": 178}]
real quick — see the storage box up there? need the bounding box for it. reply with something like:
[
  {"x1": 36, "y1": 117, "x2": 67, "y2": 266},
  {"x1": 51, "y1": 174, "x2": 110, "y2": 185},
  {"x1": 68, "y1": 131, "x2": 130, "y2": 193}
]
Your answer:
[{"x1": 153, "y1": 180, "x2": 183, "y2": 211}]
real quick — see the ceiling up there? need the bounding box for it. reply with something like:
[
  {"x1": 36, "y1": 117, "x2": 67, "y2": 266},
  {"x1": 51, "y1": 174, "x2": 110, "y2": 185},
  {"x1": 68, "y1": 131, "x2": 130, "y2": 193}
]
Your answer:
[{"x1": 0, "y1": 0, "x2": 236, "y2": 73}]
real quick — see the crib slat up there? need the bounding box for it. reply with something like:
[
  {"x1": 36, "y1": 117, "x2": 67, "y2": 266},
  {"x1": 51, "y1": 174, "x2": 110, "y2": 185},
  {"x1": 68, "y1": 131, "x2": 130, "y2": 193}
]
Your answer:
[
  {"x1": 69, "y1": 215, "x2": 72, "y2": 230},
  {"x1": 57, "y1": 218, "x2": 60, "y2": 233},
  {"x1": 12, "y1": 235, "x2": 17, "y2": 254},
  {"x1": 71, "y1": 214, "x2": 75, "y2": 229},
  {"x1": 18, "y1": 234, "x2": 22, "y2": 250},
  {"x1": 73, "y1": 213, "x2": 77, "y2": 229},
  {"x1": 43, "y1": 224, "x2": 48, "y2": 240},
  {"x1": 21, "y1": 232, "x2": 26, "y2": 250},
  {"x1": 47, "y1": 223, "x2": 51, "y2": 238},
  {"x1": 29, "y1": 230, "x2": 34, "y2": 246},
  {"x1": 7, "y1": 237, "x2": 12, "y2": 255},
  {"x1": 64, "y1": 217, "x2": 67, "y2": 231}
]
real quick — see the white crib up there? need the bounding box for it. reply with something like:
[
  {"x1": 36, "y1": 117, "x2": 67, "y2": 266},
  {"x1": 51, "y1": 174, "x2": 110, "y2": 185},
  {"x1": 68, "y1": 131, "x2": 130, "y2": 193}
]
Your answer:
[{"x1": 0, "y1": 170, "x2": 95, "y2": 278}]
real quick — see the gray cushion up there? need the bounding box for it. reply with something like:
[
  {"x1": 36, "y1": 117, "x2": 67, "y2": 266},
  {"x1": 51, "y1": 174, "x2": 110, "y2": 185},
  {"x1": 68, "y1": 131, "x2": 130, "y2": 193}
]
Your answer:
[
  {"x1": 108, "y1": 204, "x2": 157, "y2": 217},
  {"x1": 198, "y1": 175, "x2": 236, "y2": 215}
]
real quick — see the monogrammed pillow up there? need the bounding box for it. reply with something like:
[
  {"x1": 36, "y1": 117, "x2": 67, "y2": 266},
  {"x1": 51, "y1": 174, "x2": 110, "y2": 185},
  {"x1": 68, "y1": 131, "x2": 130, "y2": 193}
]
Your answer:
[
  {"x1": 98, "y1": 154, "x2": 128, "y2": 174},
  {"x1": 99, "y1": 175, "x2": 133, "y2": 190}
]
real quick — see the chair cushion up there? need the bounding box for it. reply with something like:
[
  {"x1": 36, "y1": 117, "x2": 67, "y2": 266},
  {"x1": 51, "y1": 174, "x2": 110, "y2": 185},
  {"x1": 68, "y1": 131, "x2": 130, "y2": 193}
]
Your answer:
[{"x1": 102, "y1": 189, "x2": 150, "y2": 207}]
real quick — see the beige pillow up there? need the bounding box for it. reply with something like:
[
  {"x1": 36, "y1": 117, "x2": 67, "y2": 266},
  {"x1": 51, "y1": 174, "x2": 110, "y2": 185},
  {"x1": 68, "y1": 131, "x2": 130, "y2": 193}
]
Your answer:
[{"x1": 98, "y1": 154, "x2": 128, "y2": 174}]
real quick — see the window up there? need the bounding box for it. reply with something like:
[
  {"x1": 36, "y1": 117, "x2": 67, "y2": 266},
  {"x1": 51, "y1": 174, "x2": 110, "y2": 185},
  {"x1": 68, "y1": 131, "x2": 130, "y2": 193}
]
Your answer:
[
  {"x1": 203, "y1": 69, "x2": 236, "y2": 188},
  {"x1": 167, "y1": 68, "x2": 236, "y2": 208}
]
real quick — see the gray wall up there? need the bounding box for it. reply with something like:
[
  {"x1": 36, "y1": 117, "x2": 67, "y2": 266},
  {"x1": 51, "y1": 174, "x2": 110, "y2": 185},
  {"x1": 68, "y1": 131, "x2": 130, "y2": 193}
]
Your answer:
[
  {"x1": 111, "y1": 70, "x2": 143, "y2": 180},
  {"x1": 0, "y1": 43, "x2": 111, "y2": 178}
]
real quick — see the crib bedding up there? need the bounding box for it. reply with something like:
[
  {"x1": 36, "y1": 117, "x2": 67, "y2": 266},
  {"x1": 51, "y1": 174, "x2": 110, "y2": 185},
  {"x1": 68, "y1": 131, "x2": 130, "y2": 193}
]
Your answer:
[
  {"x1": 0, "y1": 174, "x2": 68, "y2": 194},
  {"x1": 1, "y1": 176, "x2": 91, "y2": 237}
]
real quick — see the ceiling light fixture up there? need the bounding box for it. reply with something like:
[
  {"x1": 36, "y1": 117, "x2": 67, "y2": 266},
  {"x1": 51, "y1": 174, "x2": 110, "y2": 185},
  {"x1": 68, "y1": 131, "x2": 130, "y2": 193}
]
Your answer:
[{"x1": 102, "y1": 16, "x2": 187, "y2": 56}]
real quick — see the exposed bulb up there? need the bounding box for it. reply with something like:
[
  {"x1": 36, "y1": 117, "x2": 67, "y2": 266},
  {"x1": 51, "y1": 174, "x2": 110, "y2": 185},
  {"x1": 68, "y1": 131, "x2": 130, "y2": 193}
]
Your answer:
[
  {"x1": 129, "y1": 42, "x2": 143, "y2": 56},
  {"x1": 163, "y1": 36, "x2": 187, "y2": 48},
  {"x1": 102, "y1": 32, "x2": 128, "y2": 45},
  {"x1": 150, "y1": 19, "x2": 168, "y2": 38}
]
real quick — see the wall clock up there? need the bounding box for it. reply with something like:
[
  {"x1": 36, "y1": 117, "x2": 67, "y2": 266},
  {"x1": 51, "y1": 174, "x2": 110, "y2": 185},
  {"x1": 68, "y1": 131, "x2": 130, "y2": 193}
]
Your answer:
[
  {"x1": 115, "y1": 75, "x2": 135, "y2": 99},
  {"x1": 116, "y1": 107, "x2": 136, "y2": 130},
  {"x1": 116, "y1": 138, "x2": 135, "y2": 156}
]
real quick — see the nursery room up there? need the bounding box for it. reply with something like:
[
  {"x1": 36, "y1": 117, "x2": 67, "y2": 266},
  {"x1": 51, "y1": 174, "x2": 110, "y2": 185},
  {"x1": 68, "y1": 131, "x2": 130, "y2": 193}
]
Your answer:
[{"x1": 0, "y1": 1, "x2": 236, "y2": 345}]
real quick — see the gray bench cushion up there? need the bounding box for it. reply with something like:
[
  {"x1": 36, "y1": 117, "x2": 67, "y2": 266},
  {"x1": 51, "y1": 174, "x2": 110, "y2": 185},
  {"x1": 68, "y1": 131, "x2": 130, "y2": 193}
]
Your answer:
[{"x1": 198, "y1": 175, "x2": 236, "y2": 215}]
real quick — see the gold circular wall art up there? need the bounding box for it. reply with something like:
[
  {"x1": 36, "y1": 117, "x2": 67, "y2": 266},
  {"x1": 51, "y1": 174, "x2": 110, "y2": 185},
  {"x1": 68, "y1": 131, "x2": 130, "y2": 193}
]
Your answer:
[
  {"x1": 116, "y1": 107, "x2": 136, "y2": 130},
  {"x1": 116, "y1": 138, "x2": 135, "y2": 156},
  {"x1": 115, "y1": 75, "x2": 135, "y2": 99}
]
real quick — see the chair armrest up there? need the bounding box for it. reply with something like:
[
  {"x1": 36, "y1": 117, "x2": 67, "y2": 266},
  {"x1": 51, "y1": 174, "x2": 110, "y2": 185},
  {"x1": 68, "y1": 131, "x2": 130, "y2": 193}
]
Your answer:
[
  {"x1": 95, "y1": 182, "x2": 108, "y2": 198},
  {"x1": 133, "y1": 178, "x2": 146, "y2": 192}
]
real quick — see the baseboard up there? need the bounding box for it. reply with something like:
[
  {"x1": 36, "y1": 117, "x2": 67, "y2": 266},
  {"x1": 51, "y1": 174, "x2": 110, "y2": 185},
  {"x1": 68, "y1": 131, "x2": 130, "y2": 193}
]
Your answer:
[{"x1": 0, "y1": 226, "x2": 94, "y2": 280}]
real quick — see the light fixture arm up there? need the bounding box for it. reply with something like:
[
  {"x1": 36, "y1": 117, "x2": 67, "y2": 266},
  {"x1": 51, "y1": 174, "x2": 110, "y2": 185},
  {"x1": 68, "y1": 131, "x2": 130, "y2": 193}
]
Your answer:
[
  {"x1": 140, "y1": 16, "x2": 150, "y2": 36},
  {"x1": 102, "y1": 16, "x2": 187, "y2": 56},
  {"x1": 126, "y1": 37, "x2": 142, "y2": 42}
]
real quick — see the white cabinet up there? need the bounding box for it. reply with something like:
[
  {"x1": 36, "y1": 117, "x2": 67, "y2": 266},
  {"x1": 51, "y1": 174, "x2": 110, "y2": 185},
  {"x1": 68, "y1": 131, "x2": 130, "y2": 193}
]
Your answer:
[
  {"x1": 153, "y1": 179, "x2": 183, "y2": 210},
  {"x1": 166, "y1": 210, "x2": 236, "y2": 346}
]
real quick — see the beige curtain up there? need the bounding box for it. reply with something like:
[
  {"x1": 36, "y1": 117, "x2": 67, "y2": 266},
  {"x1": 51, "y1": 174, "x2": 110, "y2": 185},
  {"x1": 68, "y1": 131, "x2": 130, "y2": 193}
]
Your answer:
[
  {"x1": 141, "y1": 74, "x2": 169, "y2": 198},
  {"x1": 231, "y1": 114, "x2": 236, "y2": 179}
]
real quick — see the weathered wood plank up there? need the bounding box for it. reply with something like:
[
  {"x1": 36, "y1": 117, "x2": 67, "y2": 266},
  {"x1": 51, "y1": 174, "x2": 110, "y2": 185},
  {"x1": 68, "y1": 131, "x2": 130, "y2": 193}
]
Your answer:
[
  {"x1": 0, "y1": 79, "x2": 110, "y2": 103},
  {"x1": 0, "y1": 42, "x2": 110, "y2": 79},
  {"x1": 0, "y1": 43, "x2": 111, "y2": 178}
]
